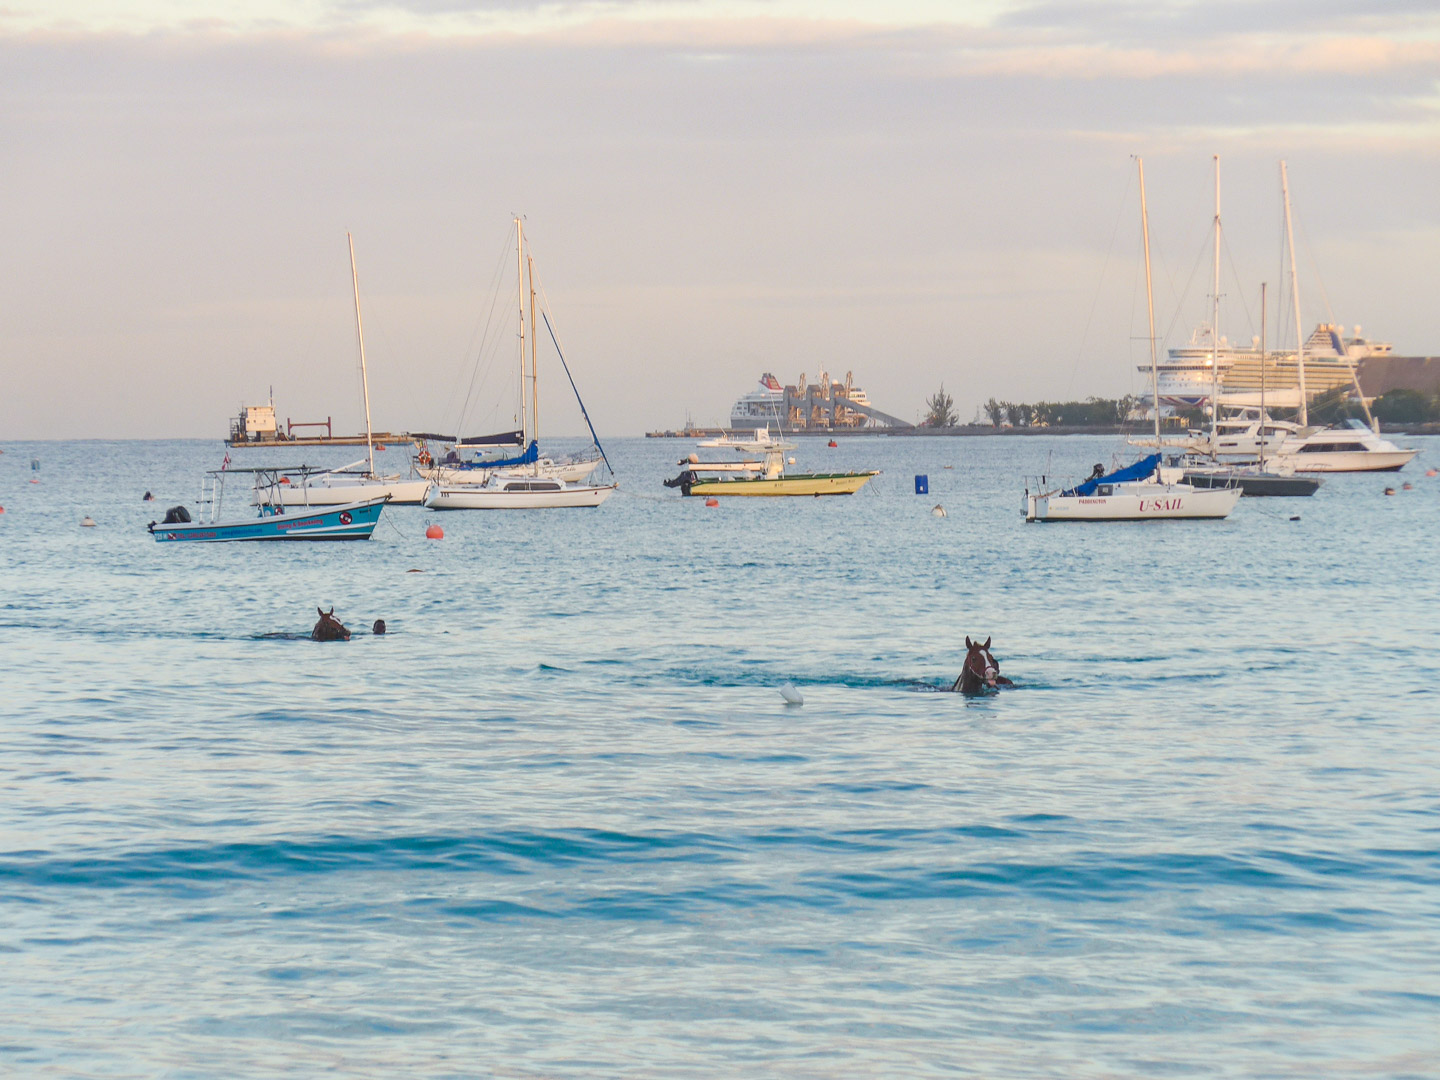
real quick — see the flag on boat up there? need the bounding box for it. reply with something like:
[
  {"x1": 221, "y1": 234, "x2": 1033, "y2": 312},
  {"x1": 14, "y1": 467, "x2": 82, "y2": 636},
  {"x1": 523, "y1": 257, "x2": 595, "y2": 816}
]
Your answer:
[{"x1": 221, "y1": 452, "x2": 231, "y2": 471}]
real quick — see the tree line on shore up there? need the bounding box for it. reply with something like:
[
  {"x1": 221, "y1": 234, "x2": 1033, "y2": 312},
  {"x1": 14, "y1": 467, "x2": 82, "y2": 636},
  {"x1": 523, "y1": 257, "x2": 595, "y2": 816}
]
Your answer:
[
  {"x1": 922, "y1": 385, "x2": 1439, "y2": 429},
  {"x1": 922, "y1": 387, "x2": 1139, "y2": 428}
]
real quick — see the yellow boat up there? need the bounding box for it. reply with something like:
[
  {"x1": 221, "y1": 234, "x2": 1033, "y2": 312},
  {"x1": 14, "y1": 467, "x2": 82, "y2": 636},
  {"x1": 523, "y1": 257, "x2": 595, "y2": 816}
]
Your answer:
[
  {"x1": 682, "y1": 471, "x2": 879, "y2": 497},
  {"x1": 663, "y1": 439, "x2": 879, "y2": 496}
]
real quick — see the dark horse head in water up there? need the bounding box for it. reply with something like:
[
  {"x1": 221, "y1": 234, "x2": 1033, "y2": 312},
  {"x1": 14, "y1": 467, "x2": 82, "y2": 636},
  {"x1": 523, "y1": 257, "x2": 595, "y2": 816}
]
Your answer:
[
  {"x1": 312, "y1": 607, "x2": 350, "y2": 642},
  {"x1": 953, "y1": 636, "x2": 1013, "y2": 694}
]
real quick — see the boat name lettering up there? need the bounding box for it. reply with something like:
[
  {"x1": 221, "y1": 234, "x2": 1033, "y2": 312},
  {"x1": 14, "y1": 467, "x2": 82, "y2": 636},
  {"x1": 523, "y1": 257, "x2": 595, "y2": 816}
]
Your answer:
[
  {"x1": 1140, "y1": 499, "x2": 1183, "y2": 512},
  {"x1": 277, "y1": 517, "x2": 323, "y2": 529}
]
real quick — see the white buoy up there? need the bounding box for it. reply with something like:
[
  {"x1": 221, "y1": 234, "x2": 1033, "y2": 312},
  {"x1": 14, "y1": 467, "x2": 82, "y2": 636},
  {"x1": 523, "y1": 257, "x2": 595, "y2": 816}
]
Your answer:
[
  {"x1": 80, "y1": 516, "x2": 96, "y2": 527},
  {"x1": 931, "y1": 504, "x2": 946, "y2": 517},
  {"x1": 778, "y1": 682, "x2": 804, "y2": 705}
]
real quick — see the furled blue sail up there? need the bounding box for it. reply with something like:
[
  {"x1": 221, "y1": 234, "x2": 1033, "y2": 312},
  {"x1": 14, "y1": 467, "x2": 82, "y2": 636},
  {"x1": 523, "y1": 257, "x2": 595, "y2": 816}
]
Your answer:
[
  {"x1": 449, "y1": 440, "x2": 540, "y2": 470},
  {"x1": 1064, "y1": 453, "x2": 1161, "y2": 496}
]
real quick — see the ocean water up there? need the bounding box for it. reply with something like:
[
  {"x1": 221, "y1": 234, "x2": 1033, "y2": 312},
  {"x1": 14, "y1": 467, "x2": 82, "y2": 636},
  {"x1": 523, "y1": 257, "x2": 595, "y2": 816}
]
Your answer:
[{"x1": 1, "y1": 434, "x2": 1437, "y2": 1078}]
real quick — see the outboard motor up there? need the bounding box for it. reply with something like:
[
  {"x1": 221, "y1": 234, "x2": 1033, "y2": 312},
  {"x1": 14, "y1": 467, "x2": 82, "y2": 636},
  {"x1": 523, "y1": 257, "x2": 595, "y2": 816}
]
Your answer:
[{"x1": 161, "y1": 505, "x2": 192, "y2": 524}]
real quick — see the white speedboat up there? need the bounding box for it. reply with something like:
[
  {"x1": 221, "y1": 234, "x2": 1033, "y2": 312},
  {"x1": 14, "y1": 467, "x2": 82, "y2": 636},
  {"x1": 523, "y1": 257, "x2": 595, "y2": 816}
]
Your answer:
[
  {"x1": 1270, "y1": 419, "x2": 1418, "y2": 472},
  {"x1": 1025, "y1": 454, "x2": 1240, "y2": 521}
]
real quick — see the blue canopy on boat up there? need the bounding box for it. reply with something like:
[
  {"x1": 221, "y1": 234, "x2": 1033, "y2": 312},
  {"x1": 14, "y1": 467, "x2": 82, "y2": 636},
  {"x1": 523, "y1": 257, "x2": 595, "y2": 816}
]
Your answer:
[
  {"x1": 1064, "y1": 453, "x2": 1161, "y2": 496},
  {"x1": 450, "y1": 440, "x2": 540, "y2": 470}
]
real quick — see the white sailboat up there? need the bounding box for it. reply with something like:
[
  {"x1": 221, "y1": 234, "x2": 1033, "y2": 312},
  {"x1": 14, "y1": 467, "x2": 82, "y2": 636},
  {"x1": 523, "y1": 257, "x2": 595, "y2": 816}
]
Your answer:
[
  {"x1": 1026, "y1": 156, "x2": 1240, "y2": 522},
  {"x1": 424, "y1": 218, "x2": 617, "y2": 511},
  {"x1": 254, "y1": 234, "x2": 432, "y2": 507}
]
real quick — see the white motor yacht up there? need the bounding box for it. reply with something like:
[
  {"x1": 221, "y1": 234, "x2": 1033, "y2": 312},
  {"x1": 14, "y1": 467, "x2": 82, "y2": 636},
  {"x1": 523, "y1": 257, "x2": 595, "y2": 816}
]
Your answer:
[{"x1": 1270, "y1": 419, "x2": 1418, "y2": 473}]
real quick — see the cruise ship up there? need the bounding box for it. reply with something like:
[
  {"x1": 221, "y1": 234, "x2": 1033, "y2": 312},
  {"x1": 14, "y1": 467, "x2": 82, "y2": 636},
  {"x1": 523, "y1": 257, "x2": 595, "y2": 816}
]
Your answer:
[
  {"x1": 730, "y1": 370, "x2": 899, "y2": 430},
  {"x1": 1142, "y1": 323, "x2": 1391, "y2": 408}
]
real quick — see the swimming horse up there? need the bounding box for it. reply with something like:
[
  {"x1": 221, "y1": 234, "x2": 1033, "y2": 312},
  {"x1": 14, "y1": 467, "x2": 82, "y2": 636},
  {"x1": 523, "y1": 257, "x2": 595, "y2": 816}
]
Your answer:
[
  {"x1": 311, "y1": 607, "x2": 351, "y2": 642},
  {"x1": 952, "y1": 636, "x2": 1013, "y2": 694}
]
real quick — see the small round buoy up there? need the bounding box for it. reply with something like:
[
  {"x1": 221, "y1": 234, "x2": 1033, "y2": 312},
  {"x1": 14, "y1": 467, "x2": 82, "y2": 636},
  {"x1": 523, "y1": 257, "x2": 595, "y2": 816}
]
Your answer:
[
  {"x1": 0, "y1": 506, "x2": 5, "y2": 514},
  {"x1": 425, "y1": 524, "x2": 444, "y2": 539},
  {"x1": 374, "y1": 443, "x2": 386, "y2": 452},
  {"x1": 80, "y1": 516, "x2": 96, "y2": 527},
  {"x1": 1384, "y1": 487, "x2": 1396, "y2": 496},
  {"x1": 828, "y1": 440, "x2": 838, "y2": 448},
  {"x1": 787, "y1": 456, "x2": 796, "y2": 465},
  {"x1": 931, "y1": 504, "x2": 946, "y2": 517},
  {"x1": 779, "y1": 682, "x2": 804, "y2": 705},
  {"x1": 1402, "y1": 482, "x2": 1413, "y2": 490},
  {"x1": 29, "y1": 478, "x2": 38, "y2": 485},
  {"x1": 1427, "y1": 469, "x2": 1438, "y2": 477},
  {"x1": 687, "y1": 453, "x2": 699, "y2": 464},
  {"x1": 704, "y1": 497, "x2": 719, "y2": 507}
]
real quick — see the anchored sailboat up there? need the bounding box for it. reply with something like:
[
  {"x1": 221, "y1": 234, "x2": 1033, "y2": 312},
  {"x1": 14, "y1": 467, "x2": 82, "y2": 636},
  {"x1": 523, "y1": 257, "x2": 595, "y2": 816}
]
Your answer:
[
  {"x1": 253, "y1": 234, "x2": 432, "y2": 506},
  {"x1": 1025, "y1": 156, "x2": 1240, "y2": 522},
  {"x1": 424, "y1": 218, "x2": 617, "y2": 510}
]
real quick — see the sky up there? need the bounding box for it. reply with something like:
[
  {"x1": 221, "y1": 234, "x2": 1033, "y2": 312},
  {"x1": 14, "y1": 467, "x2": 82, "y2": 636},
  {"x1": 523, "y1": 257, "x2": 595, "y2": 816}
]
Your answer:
[{"x1": 2, "y1": 0, "x2": 1437, "y2": 439}]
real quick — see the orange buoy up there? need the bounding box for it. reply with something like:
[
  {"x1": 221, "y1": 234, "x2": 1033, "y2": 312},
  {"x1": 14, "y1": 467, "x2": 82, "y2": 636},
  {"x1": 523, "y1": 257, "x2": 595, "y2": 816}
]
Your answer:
[
  {"x1": 0, "y1": 506, "x2": 5, "y2": 513},
  {"x1": 29, "y1": 478, "x2": 38, "y2": 484},
  {"x1": 704, "y1": 497, "x2": 719, "y2": 507},
  {"x1": 828, "y1": 440, "x2": 838, "y2": 447},
  {"x1": 1428, "y1": 469, "x2": 1438, "y2": 477},
  {"x1": 425, "y1": 524, "x2": 444, "y2": 539},
  {"x1": 279, "y1": 476, "x2": 291, "y2": 484},
  {"x1": 1384, "y1": 487, "x2": 1396, "y2": 496},
  {"x1": 374, "y1": 443, "x2": 387, "y2": 451}
]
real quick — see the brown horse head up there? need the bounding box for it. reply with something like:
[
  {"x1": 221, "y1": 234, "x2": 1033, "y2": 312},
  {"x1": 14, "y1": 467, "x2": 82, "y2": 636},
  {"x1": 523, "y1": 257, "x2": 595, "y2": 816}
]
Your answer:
[
  {"x1": 312, "y1": 607, "x2": 350, "y2": 642},
  {"x1": 954, "y1": 636, "x2": 1010, "y2": 694}
]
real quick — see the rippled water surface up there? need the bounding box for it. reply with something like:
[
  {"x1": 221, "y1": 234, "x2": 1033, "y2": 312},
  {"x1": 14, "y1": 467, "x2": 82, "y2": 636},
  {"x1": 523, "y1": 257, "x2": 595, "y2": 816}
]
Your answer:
[{"x1": 2, "y1": 435, "x2": 1438, "y2": 1077}]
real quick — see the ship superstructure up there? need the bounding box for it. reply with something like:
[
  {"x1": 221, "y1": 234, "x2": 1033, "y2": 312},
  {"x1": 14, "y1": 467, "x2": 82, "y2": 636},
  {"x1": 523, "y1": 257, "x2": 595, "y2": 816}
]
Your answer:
[
  {"x1": 728, "y1": 370, "x2": 908, "y2": 431},
  {"x1": 1142, "y1": 323, "x2": 1392, "y2": 408}
]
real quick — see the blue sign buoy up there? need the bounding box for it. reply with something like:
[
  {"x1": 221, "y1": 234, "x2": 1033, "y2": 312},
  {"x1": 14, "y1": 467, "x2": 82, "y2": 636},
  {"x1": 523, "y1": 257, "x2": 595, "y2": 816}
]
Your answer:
[{"x1": 914, "y1": 475, "x2": 928, "y2": 495}]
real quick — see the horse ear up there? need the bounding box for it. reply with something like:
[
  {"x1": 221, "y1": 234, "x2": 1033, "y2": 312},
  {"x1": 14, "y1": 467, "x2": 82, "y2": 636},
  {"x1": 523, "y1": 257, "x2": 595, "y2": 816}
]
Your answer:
[
  {"x1": 965, "y1": 636, "x2": 973, "y2": 648},
  {"x1": 317, "y1": 607, "x2": 324, "y2": 617},
  {"x1": 983, "y1": 636, "x2": 991, "y2": 649}
]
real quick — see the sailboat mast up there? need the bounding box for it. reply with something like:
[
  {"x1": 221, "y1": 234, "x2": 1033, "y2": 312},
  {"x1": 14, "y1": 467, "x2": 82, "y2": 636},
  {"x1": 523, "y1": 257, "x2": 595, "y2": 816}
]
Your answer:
[
  {"x1": 347, "y1": 232, "x2": 376, "y2": 478},
  {"x1": 1137, "y1": 156, "x2": 1160, "y2": 444},
  {"x1": 1281, "y1": 161, "x2": 1307, "y2": 427},
  {"x1": 516, "y1": 217, "x2": 528, "y2": 447},
  {"x1": 1260, "y1": 282, "x2": 1267, "y2": 466},
  {"x1": 1210, "y1": 154, "x2": 1221, "y2": 449},
  {"x1": 528, "y1": 254, "x2": 539, "y2": 477}
]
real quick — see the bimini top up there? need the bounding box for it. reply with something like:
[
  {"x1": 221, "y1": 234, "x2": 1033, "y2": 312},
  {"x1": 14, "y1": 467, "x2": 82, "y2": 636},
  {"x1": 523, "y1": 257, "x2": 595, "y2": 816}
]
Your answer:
[{"x1": 1064, "y1": 454, "x2": 1161, "y2": 497}]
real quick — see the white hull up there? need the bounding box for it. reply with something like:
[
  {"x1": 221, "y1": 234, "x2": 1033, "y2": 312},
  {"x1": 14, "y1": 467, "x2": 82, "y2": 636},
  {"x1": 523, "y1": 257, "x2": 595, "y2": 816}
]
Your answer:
[
  {"x1": 1027, "y1": 482, "x2": 1241, "y2": 522},
  {"x1": 421, "y1": 457, "x2": 602, "y2": 485},
  {"x1": 1272, "y1": 449, "x2": 1418, "y2": 473},
  {"x1": 256, "y1": 477, "x2": 432, "y2": 506},
  {"x1": 424, "y1": 482, "x2": 616, "y2": 510}
]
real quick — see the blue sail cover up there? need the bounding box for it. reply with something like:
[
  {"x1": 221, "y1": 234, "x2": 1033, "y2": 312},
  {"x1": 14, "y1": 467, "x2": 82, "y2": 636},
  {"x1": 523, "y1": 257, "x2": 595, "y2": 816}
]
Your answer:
[
  {"x1": 449, "y1": 440, "x2": 540, "y2": 470},
  {"x1": 1064, "y1": 453, "x2": 1161, "y2": 496}
]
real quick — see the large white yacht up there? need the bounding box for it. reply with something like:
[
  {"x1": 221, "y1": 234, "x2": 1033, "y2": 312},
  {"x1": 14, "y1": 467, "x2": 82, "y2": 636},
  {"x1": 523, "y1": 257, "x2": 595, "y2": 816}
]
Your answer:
[
  {"x1": 1270, "y1": 419, "x2": 1418, "y2": 473},
  {"x1": 1144, "y1": 323, "x2": 1392, "y2": 407}
]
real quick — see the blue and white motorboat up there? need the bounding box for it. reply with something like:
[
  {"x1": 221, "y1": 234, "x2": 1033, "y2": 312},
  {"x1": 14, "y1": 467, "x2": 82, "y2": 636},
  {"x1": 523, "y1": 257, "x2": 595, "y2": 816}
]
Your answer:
[{"x1": 148, "y1": 466, "x2": 388, "y2": 542}]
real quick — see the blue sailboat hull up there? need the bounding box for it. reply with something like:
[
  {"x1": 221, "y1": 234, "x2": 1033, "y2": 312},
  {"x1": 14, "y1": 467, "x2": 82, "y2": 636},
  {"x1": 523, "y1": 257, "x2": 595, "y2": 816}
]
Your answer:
[{"x1": 150, "y1": 497, "x2": 388, "y2": 542}]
